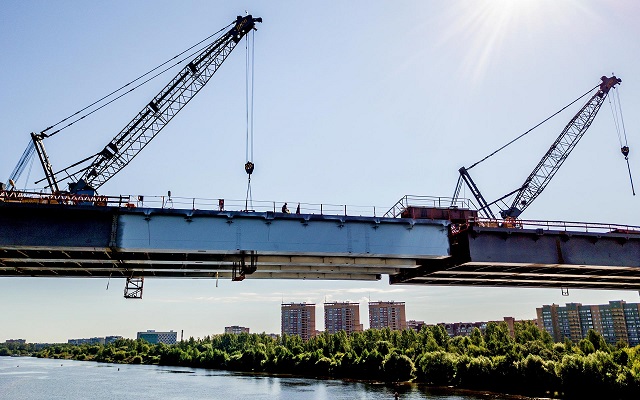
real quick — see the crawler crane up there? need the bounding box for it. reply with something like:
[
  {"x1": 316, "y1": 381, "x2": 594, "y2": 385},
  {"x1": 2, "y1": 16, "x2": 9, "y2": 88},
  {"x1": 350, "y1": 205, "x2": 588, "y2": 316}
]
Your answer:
[
  {"x1": 5, "y1": 15, "x2": 262, "y2": 196},
  {"x1": 452, "y1": 75, "x2": 630, "y2": 220}
]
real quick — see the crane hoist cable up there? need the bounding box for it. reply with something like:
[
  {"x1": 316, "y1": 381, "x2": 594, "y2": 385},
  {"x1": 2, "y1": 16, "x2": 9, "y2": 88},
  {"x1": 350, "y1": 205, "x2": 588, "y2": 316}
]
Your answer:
[
  {"x1": 609, "y1": 85, "x2": 635, "y2": 195},
  {"x1": 244, "y1": 29, "x2": 256, "y2": 211}
]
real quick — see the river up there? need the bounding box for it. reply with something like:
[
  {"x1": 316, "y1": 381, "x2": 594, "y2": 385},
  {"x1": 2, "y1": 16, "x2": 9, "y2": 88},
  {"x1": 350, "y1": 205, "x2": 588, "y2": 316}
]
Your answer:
[{"x1": 0, "y1": 356, "x2": 533, "y2": 399}]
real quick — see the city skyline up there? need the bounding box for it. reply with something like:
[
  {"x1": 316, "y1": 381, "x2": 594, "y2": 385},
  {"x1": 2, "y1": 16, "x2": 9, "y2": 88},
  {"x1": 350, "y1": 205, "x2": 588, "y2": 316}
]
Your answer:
[
  {"x1": 9, "y1": 297, "x2": 640, "y2": 344},
  {"x1": 2, "y1": 0, "x2": 639, "y2": 343}
]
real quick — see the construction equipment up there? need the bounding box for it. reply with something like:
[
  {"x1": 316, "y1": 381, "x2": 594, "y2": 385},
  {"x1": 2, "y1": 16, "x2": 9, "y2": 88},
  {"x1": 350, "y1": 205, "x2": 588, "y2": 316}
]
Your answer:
[
  {"x1": 453, "y1": 75, "x2": 624, "y2": 219},
  {"x1": 16, "y1": 15, "x2": 262, "y2": 195}
]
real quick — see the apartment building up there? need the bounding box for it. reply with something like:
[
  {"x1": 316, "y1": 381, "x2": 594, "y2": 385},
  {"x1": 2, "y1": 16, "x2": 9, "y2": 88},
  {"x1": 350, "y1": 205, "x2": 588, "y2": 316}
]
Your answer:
[
  {"x1": 368, "y1": 301, "x2": 407, "y2": 330},
  {"x1": 324, "y1": 302, "x2": 363, "y2": 334},
  {"x1": 537, "y1": 300, "x2": 640, "y2": 345},
  {"x1": 281, "y1": 302, "x2": 316, "y2": 340},
  {"x1": 136, "y1": 330, "x2": 178, "y2": 344},
  {"x1": 225, "y1": 326, "x2": 250, "y2": 334}
]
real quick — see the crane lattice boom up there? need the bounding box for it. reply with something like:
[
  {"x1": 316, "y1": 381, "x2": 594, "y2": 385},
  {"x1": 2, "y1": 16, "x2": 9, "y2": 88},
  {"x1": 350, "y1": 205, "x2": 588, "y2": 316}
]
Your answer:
[
  {"x1": 502, "y1": 76, "x2": 621, "y2": 218},
  {"x1": 35, "y1": 15, "x2": 261, "y2": 193}
]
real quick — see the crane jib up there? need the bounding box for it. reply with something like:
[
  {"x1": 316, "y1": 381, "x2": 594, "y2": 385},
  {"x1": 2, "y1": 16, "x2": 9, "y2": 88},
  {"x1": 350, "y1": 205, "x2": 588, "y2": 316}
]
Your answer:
[
  {"x1": 31, "y1": 14, "x2": 262, "y2": 194},
  {"x1": 503, "y1": 75, "x2": 621, "y2": 218}
]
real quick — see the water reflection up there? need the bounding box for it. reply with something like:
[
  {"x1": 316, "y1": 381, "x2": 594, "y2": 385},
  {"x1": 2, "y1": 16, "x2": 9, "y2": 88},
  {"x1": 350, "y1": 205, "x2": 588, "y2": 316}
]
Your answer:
[{"x1": 0, "y1": 357, "x2": 532, "y2": 400}]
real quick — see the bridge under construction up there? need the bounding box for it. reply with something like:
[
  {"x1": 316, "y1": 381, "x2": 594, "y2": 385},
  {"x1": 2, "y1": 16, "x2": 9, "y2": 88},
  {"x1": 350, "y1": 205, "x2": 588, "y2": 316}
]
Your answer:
[
  {"x1": 1, "y1": 192, "x2": 638, "y2": 298},
  {"x1": 1, "y1": 15, "x2": 637, "y2": 299}
]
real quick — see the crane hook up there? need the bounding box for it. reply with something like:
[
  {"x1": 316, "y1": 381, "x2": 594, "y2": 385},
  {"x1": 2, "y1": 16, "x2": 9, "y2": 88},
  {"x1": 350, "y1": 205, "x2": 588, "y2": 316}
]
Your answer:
[
  {"x1": 621, "y1": 146, "x2": 630, "y2": 160},
  {"x1": 245, "y1": 161, "x2": 255, "y2": 175}
]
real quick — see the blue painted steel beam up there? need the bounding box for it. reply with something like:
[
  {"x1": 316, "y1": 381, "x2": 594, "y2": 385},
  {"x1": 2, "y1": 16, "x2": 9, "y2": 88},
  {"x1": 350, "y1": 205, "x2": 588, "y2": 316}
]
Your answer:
[
  {"x1": 392, "y1": 224, "x2": 640, "y2": 290},
  {"x1": 0, "y1": 202, "x2": 451, "y2": 280}
]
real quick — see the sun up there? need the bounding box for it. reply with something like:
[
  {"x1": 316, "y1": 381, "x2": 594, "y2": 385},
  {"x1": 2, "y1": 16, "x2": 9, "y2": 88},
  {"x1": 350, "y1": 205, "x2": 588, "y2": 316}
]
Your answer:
[{"x1": 435, "y1": 0, "x2": 587, "y2": 82}]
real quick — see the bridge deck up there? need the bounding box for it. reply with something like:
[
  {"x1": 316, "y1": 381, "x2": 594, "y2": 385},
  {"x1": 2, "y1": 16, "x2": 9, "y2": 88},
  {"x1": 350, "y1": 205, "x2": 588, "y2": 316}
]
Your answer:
[
  {"x1": 391, "y1": 221, "x2": 640, "y2": 290},
  {"x1": 2, "y1": 201, "x2": 639, "y2": 291},
  {"x1": 0, "y1": 201, "x2": 449, "y2": 281}
]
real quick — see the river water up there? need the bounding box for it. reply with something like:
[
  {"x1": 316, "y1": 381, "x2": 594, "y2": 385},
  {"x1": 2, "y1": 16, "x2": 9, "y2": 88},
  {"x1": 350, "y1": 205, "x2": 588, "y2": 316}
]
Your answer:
[{"x1": 0, "y1": 356, "x2": 530, "y2": 400}]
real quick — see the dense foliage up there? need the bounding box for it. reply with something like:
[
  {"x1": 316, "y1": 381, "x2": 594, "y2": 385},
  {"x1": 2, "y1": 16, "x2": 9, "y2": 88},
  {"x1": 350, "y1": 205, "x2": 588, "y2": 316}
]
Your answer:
[{"x1": 3, "y1": 322, "x2": 640, "y2": 398}]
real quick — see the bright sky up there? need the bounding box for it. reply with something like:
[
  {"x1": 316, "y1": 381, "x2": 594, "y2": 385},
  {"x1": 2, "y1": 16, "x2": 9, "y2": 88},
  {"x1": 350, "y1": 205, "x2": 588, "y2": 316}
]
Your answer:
[{"x1": 1, "y1": 0, "x2": 639, "y2": 343}]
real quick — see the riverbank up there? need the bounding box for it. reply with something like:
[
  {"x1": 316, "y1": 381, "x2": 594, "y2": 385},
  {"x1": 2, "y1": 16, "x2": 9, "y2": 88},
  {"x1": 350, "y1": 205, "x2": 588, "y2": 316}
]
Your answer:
[{"x1": 3, "y1": 322, "x2": 640, "y2": 398}]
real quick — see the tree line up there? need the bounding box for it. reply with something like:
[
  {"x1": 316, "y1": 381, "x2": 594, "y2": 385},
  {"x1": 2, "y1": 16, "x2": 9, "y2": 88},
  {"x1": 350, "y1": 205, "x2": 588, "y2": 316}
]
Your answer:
[{"x1": 2, "y1": 322, "x2": 640, "y2": 398}]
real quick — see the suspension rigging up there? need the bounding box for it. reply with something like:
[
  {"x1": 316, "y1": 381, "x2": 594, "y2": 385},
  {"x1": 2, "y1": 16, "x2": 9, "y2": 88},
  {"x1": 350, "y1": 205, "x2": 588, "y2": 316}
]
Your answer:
[
  {"x1": 609, "y1": 85, "x2": 635, "y2": 195},
  {"x1": 244, "y1": 27, "x2": 257, "y2": 211}
]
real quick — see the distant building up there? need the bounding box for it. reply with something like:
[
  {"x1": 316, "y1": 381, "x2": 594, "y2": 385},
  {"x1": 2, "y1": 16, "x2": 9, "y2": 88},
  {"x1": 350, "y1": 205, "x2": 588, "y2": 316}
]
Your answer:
[
  {"x1": 537, "y1": 300, "x2": 640, "y2": 345},
  {"x1": 105, "y1": 336, "x2": 123, "y2": 344},
  {"x1": 369, "y1": 301, "x2": 407, "y2": 331},
  {"x1": 68, "y1": 337, "x2": 105, "y2": 346},
  {"x1": 137, "y1": 330, "x2": 178, "y2": 344},
  {"x1": 281, "y1": 302, "x2": 316, "y2": 340},
  {"x1": 438, "y1": 317, "x2": 525, "y2": 338},
  {"x1": 324, "y1": 302, "x2": 363, "y2": 334},
  {"x1": 407, "y1": 320, "x2": 426, "y2": 332},
  {"x1": 439, "y1": 321, "x2": 486, "y2": 337},
  {"x1": 4, "y1": 339, "x2": 26, "y2": 344},
  {"x1": 225, "y1": 326, "x2": 250, "y2": 334}
]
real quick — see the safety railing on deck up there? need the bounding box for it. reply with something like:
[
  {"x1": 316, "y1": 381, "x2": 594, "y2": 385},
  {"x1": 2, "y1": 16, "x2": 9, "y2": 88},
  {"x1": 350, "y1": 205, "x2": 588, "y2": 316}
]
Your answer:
[
  {"x1": 383, "y1": 195, "x2": 474, "y2": 218},
  {"x1": 0, "y1": 190, "x2": 131, "y2": 207},
  {"x1": 137, "y1": 195, "x2": 382, "y2": 217},
  {"x1": 465, "y1": 217, "x2": 640, "y2": 235},
  {"x1": 0, "y1": 190, "x2": 385, "y2": 217}
]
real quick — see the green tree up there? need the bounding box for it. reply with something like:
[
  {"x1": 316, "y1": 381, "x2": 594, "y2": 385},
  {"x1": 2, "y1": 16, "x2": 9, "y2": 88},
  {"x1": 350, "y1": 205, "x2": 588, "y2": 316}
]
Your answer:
[
  {"x1": 417, "y1": 351, "x2": 457, "y2": 385},
  {"x1": 382, "y1": 352, "x2": 415, "y2": 382}
]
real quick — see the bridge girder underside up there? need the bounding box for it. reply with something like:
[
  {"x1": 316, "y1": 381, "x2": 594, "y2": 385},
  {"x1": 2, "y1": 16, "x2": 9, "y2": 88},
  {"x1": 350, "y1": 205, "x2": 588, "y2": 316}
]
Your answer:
[
  {"x1": 0, "y1": 247, "x2": 418, "y2": 281},
  {"x1": 391, "y1": 225, "x2": 640, "y2": 290}
]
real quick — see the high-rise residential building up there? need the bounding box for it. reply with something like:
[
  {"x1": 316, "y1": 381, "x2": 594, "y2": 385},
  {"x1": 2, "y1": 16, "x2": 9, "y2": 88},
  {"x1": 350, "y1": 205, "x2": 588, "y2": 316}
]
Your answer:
[
  {"x1": 324, "y1": 302, "x2": 363, "y2": 334},
  {"x1": 368, "y1": 301, "x2": 407, "y2": 330},
  {"x1": 537, "y1": 300, "x2": 640, "y2": 345},
  {"x1": 281, "y1": 303, "x2": 316, "y2": 340},
  {"x1": 136, "y1": 330, "x2": 178, "y2": 344},
  {"x1": 225, "y1": 325, "x2": 250, "y2": 334}
]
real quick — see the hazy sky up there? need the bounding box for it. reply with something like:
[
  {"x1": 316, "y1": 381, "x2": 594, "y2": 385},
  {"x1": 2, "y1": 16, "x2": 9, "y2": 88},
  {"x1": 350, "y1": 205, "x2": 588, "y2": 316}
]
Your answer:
[{"x1": 1, "y1": 0, "x2": 639, "y2": 343}]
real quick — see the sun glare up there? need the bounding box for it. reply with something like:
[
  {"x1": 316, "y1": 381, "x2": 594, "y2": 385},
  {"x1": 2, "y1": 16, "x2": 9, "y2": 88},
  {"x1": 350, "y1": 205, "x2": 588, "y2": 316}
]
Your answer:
[{"x1": 436, "y1": 0, "x2": 592, "y2": 82}]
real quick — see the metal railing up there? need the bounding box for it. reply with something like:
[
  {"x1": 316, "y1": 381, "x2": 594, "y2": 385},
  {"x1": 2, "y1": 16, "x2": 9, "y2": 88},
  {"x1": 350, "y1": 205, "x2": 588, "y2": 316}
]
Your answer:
[
  {"x1": 0, "y1": 190, "x2": 385, "y2": 217},
  {"x1": 0, "y1": 190, "x2": 131, "y2": 207},
  {"x1": 137, "y1": 195, "x2": 383, "y2": 217},
  {"x1": 467, "y1": 217, "x2": 640, "y2": 234},
  {"x1": 383, "y1": 195, "x2": 474, "y2": 218}
]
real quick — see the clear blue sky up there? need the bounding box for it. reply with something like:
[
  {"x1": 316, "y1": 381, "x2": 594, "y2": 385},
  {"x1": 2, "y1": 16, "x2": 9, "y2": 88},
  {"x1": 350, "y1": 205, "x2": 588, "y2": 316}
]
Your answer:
[{"x1": 1, "y1": 0, "x2": 639, "y2": 343}]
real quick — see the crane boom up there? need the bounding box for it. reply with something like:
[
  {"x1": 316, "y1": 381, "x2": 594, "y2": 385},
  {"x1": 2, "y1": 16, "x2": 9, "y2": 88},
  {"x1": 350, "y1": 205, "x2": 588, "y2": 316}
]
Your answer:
[
  {"x1": 35, "y1": 15, "x2": 261, "y2": 193},
  {"x1": 502, "y1": 76, "x2": 621, "y2": 218}
]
